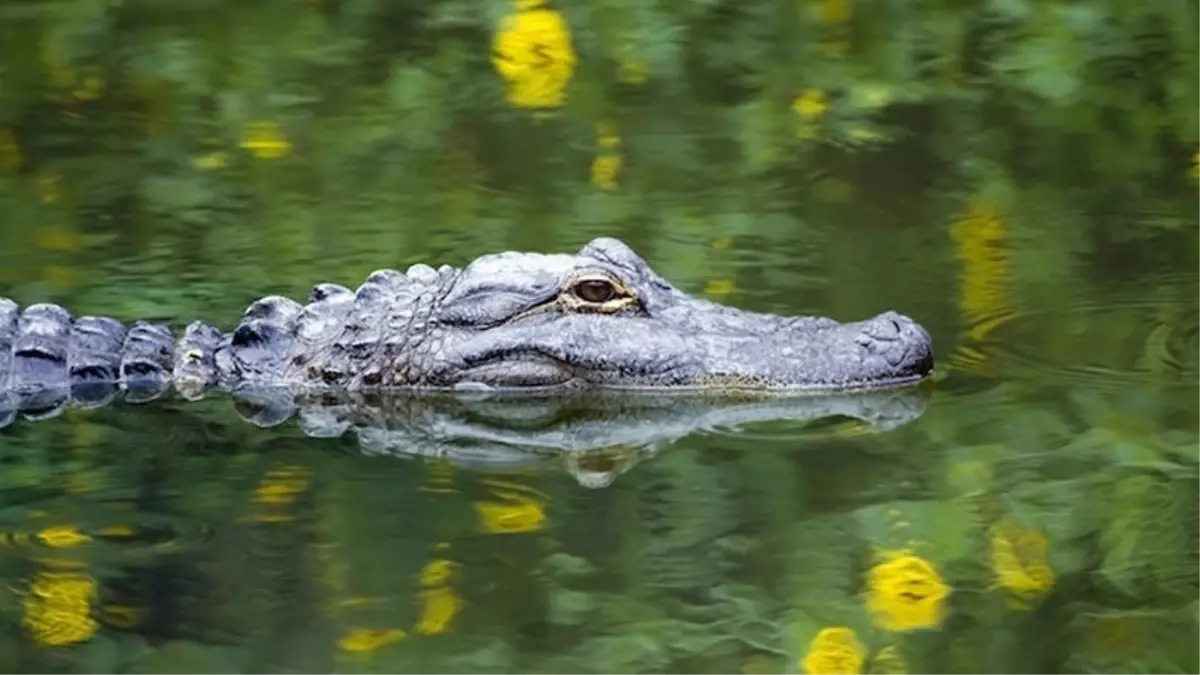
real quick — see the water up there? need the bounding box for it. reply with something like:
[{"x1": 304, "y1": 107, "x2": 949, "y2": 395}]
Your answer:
[{"x1": 1, "y1": 2, "x2": 1198, "y2": 673}]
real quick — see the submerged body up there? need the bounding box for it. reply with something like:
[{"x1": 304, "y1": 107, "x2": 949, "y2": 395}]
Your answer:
[{"x1": 1, "y1": 237, "x2": 933, "y2": 415}]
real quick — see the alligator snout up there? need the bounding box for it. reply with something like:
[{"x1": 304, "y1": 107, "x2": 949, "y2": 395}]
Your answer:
[{"x1": 855, "y1": 311, "x2": 934, "y2": 373}]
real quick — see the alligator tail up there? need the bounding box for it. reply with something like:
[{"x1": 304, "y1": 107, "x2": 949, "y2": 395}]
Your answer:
[{"x1": 0, "y1": 297, "x2": 226, "y2": 427}]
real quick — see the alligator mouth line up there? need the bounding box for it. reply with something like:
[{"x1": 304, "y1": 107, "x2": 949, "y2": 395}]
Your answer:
[{"x1": 448, "y1": 354, "x2": 930, "y2": 395}]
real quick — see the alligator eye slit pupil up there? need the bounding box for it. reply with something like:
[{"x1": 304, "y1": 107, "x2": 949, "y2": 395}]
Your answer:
[{"x1": 575, "y1": 280, "x2": 617, "y2": 303}]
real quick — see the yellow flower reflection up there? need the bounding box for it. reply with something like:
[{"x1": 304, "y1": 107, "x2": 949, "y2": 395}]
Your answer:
[
  {"x1": 591, "y1": 120, "x2": 622, "y2": 190},
  {"x1": 801, "y1": 626, "x2": 865, "y2": 674},
  {"x1": 415, "y1": 586, "x2": 462, "y2": 635},
  {"x1": 252, "y1": 465, "x2": 311, "y2": 523},
  {"x1": 865, "y1": 550, "x2": 950, "y2": 632},
  {"x1": 491, "y1": 1, "x2": 577, "y2": 109},
  {"x1": 793, "y1": 89, "x2": 828, "y2": 120},
  {"x1": 949, "y1": 197, "x2": 1009, "y2": 327},
  {"x1": 476, "y1": 492, "x2": 546, "y2": 534},
  {"x1": 793, "y1": 89, "x2": 828, "y2": 140},
  {"x1": 988, "y1": 519, "x2": 1055, "y2": 609},
  {"x1": 415, "y1": 556, "x2": 462, "y2": 635},
  {"x1": 339, "y1": 627, "x2": 406, "y2": 653},
  {"x1": 37, "y1": 526, "x2": 91, "y2": 549},
  {"x1": 240, "y1": 121, "x2": 291, "y2": 159},
  {"x1": 591, "y1": 155, "x2": 621, "y2": 190},
  {"x1": 254, "y1": 465, "x2": 310, "y2": 505},
  {"x1": 22, "y1": 571, "x2": 98, "y2": 646}
]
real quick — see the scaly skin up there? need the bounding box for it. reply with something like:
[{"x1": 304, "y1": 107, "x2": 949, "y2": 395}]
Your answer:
[{"x1": 1, "y1": 237, "x2": 934, "y2": 420}]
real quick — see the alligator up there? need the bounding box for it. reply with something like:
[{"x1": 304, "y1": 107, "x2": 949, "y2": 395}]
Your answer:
[{"x1": 1, "y1": 237, "x2": 934, "y2": 425}]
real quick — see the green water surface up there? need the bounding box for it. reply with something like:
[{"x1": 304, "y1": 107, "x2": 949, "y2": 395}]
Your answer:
[{"x1": 0, "y1": 0, "x2": 1197, "y2": 672}]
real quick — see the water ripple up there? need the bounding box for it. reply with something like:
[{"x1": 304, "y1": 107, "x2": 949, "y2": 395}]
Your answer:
[{"x1": 947, "y1": 276, "x2": 1198, "y2": 389}]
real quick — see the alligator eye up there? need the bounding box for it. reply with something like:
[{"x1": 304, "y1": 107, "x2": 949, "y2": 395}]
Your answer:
[{"x1": 573, "y1": 279, "x2": 619, "y2": 304}]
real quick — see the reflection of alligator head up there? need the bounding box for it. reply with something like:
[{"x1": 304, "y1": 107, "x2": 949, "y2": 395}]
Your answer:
[
  {"x1": 229, "y1": 385, "x2": 932, "y2": 488},
  {"x1": 2, "y1": 238, "x2": 933, "y2": 407},
  {"x1": 1, "y1": 358, "x2": 931, "y2": 487}
]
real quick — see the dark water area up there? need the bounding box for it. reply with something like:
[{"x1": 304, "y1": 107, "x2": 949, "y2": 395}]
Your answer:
[{"x1": 1, "y1": 1, "x2": 1198, "y2": 673}]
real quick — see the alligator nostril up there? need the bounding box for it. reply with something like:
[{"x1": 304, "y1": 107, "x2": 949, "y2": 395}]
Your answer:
[{"x1": 863, "y1": 316, "x2": 902, "y2": 341}]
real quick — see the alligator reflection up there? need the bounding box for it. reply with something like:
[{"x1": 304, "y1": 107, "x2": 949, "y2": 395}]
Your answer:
[{"x1": 4, "y1": 380, "x2": 931, "y2": 488}]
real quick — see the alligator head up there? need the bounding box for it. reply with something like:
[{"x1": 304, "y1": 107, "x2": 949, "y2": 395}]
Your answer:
[{"x1": 427, "y1": 237, "x2": 934, "y2": 391}]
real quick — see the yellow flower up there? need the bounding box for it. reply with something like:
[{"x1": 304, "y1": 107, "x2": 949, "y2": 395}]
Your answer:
[
  {"x1": 491, "y1": 3, "x2": 577, "y2": 109},
  {"x1": 37, "y1": 526, "x2": 91, "y2": 549},
  {"x1": 801, "y1": 626, "x2": 866, "y2": 674},
  {"x1": 338, "y1": 627, "x2": 406, "y2": 653},
  {"x1": 792, "y1": 89, "x2": 828, "y2": 120},
  {"x1": 240, "y1": 121, "x2": 291, "y2": 159},
  {"x1": 22, "y1": 571, "x2": 98, "y2": 646},
  {"x1": 988, "y1": 520, "x2": 1055, "y2": 608},
  {"x1": 865, "y1": 551, "x2": 950, "y2": 632}
]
